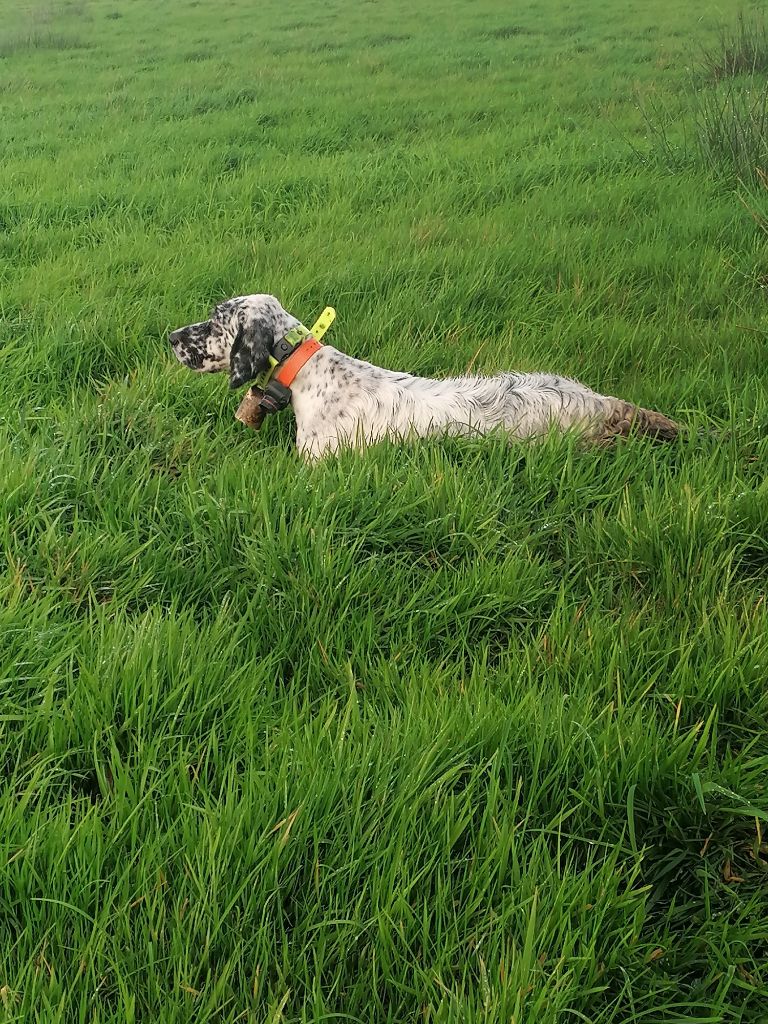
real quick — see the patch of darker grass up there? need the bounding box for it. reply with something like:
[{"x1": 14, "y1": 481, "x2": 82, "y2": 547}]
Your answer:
[
  {"x1": 484, "y1": 25, "x2": 531, "y2": 40},
  {"x1": 308, "y1": 40, "x2": 343, "y2": 54},
  {"x1": 0, "y1": 31, "x2": 91, "y2": 57},
  {"x1": 278, "y1": 20, "x2": 323, "y2": 32},
  {"x1": 367, "y1": 33, "x2": 412, "y2": 46},
  {"x1": 701, "y1": 11, "x2": 768, "y2": 81}
]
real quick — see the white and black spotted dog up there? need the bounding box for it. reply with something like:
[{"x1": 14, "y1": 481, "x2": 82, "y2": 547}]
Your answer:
[{"x1": 169, "y1": 294, "x2": 678, "y2": 461}]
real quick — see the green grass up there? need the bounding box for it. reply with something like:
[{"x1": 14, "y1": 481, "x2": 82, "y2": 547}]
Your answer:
[
  {"x1": 1, "y1": 0, "x2": 768, "y2": 1020},
  {"x1": 640, "y1": 8, "x2": 768, "y2": 183}
]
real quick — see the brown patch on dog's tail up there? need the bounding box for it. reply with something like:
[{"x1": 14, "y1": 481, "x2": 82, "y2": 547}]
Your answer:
[{"x1": 598, "y1": 401, "x2": 679, "y2": 443}]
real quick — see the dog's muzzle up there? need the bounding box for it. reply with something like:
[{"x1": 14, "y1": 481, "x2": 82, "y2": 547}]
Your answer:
[{"x1": 169, "y1": 325, "x2": 208, "y2": 370}]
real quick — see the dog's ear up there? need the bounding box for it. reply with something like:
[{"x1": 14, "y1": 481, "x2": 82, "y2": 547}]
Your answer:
[{"x1": 229, "y1": 317, "x2": 273, "y2": 389}]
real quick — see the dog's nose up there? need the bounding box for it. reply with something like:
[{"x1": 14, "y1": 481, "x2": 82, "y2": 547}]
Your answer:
[{"x1": 169, "y1": 329, "x2": 184, "y2": 347}]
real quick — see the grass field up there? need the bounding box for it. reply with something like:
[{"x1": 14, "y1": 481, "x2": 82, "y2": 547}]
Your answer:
[{"x1": 2, "y1": 0, "x2": 768, "y2": 1020}]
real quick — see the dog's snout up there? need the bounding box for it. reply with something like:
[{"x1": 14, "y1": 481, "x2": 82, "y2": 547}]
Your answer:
[
  {"x1": 168, "y1": 316, "x2": 230, "y2": 374},
  {"x1": 169, "y1": 321, "x2": 215, "y2": 371}
]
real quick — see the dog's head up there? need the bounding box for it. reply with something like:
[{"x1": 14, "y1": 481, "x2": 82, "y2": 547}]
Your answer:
[{"x1": 169, "y1": 294, "x2": 301, "y2": 389}]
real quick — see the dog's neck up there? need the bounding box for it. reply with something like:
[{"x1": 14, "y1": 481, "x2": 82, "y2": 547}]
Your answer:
[
  {"x1": 242, "y1": 329, "x2": 324, "y2": 423},
  {"x1": 251, "y1": 305, "x2": 336, "y2": 415}
]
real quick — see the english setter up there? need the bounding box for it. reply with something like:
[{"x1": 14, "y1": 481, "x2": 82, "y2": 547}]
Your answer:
[{"x1": 169, "y1": 294, "x2": 678, "y2": 461}]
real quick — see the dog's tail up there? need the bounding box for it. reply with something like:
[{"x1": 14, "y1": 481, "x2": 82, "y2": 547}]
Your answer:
[{"x1": 598, "y1": 401, "x2": 680, "y2": 443}]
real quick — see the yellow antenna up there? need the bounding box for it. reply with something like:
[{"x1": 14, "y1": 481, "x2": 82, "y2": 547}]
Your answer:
[{"x1": 310, "y1": 306, "x2": 336, "y2": 340}]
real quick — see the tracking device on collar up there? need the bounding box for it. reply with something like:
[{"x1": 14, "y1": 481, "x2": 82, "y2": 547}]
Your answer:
[
  {"x1": 236, "y1": 307, "x2": 335, "y2": 430},
  {"x1": 258, "y1": 378, "x2": 292, "y2": 414}
]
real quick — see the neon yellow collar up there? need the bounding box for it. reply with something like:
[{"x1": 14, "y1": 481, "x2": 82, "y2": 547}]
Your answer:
[{"x1": 254, "y1": 306, "x2": 336, "y2": 391}]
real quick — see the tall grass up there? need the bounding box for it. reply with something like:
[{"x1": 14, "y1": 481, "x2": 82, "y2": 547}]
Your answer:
[
  {"x1": 695, "y1": 79, "x2": 768, "y2": 181},
  {"x1": 0, "y1": 0, "x2": 767, "y2": 1021},
  {"x1": 641, "y1": 10, "x2": 768, "y2": 181},
  {"x1": 700, "y1": 10, "x2": 768, "y2": 80}
]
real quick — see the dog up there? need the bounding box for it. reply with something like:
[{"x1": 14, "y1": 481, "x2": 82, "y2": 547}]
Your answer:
[{"x1": 169, "y1": 294, "x2": 678, "y2": 461}]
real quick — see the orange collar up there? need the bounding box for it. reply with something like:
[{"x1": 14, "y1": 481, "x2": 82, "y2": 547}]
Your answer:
[{"x1": 272, "y1": 336, "x2": 323, "y2": 389}]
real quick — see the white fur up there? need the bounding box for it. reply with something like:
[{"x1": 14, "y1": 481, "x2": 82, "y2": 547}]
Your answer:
[{"x1": 289, "y1": 346, "x2": 618, "y2": 461}]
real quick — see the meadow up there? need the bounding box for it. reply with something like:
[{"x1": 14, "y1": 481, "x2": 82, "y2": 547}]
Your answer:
[{"x1": 1, "y1": 0, "x2": 768, "y2": 1020}]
